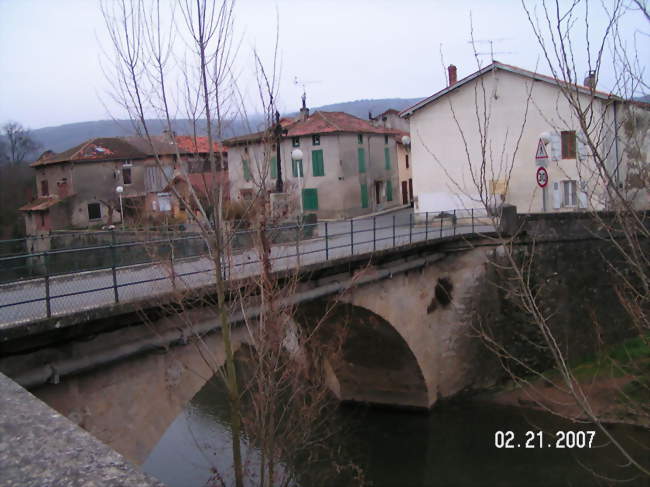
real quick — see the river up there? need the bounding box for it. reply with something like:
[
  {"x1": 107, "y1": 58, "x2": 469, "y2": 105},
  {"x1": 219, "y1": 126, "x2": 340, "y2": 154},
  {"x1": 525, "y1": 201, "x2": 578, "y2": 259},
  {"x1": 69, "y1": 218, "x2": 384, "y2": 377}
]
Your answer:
[{"x1": 143, "y1": 377, "x2": 650, "y2": 487}]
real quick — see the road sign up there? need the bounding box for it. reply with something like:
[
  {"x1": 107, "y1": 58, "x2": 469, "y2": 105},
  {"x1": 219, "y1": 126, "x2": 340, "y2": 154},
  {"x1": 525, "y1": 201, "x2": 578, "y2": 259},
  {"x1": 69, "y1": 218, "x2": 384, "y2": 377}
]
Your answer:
[
  {"x1": 536, "y1": 139, "x2": 548, "y2": 159},
  {"x1": 536, "y1": 166, "x2": 548, "y2": 188}
]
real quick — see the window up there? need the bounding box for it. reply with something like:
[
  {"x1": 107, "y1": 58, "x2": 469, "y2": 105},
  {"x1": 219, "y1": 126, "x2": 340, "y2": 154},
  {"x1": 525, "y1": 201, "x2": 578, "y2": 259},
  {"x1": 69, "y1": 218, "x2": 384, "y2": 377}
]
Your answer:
[
  {"x1": 87, "y1": 202, "x2": 101, "y2": 220},
  {"x1": 357, "y1": 148, "x2": 366, "y2": 173},
  {"x1": 302, "y1": 188, "x2": 318, "y2": 210},
  {"x1": 357, "y1": 134, "x2": 363, "y2": 144},
  {"x1": 221, "y1": 152, "x2": 228, "y2": 170},
  {"x1": 157, "y1": 192, "x2": 172, "y2": 212},
  {"x1": 360, "y1": 183, "x2": 369, "y2": 208},
  {"x1": 384, "y1": 135, "x2": 389, "y2": 145},
  {"x1": 41, "y1": 180, "x2": 49, "y2": 196},
  {"x1": 270, "y1": 156, "x2": 277, "y2": 179},
  {"x1": 562, "y1": 180, "x2": 577, "y2": 207},
  {"x1": 292, "y1": 159, "x2": 303, "y2": 178},
  {"x1": 386, "y1": 180, "x2": 393, "y2": 201},
  {"x1": 384, "y1": 147, "x2": 391, "y2": 170},
  {"x1": 240, "y1": 189, "x2": 253, "y2": 201},
  {"x1": 122, "y1": 165, "x2": 132, "y2": 185},
  {"x1": 292, "y1": 137, "x2": 300, "y2": 147},
  {"x1": 242, "y1": 159, "x2": 252, "y2": 181},
  {"x1": 405, "y1": 154, "x2": 409, "y2": 169},
  {"x1": 312, "y1": 134, "x2": 320, "y2": 146},
  {"x1": 312, "y1": 149, "x2": 325, "y2": 177},
  {"x1": 561, "y1": 131, "x2": 576, "y2": 159}
]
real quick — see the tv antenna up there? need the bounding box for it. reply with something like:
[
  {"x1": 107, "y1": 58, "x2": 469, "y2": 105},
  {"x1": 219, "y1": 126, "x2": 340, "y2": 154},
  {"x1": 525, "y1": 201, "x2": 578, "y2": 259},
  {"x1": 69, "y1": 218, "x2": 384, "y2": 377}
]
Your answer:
[
  {"x1": 294, "y1": 76, "x2": 322, "y2": 108},
  {"x1": 468, "y1": 38, "x2": 514, "y2": 61}
]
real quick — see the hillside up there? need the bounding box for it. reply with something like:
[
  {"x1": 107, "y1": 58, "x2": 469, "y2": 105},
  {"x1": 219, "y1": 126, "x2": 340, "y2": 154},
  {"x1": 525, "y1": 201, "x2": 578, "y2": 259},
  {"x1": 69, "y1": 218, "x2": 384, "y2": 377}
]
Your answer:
[{"x1": 23, "y1": 97, "x2": 422, "y2": 155}]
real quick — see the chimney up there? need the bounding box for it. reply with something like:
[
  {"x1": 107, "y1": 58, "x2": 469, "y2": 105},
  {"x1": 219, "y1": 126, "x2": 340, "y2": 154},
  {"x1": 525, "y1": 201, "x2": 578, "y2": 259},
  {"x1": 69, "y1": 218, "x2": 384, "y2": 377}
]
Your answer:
[
  {"x1": 584, "y1": 70, "x2": 597, "y2": 90},
  {"x1": 448, "y1": 64, "x2": 457, "y2": 86},
  {"x1": 299, "y1": 92, "x2": 309, "y2": 121}
]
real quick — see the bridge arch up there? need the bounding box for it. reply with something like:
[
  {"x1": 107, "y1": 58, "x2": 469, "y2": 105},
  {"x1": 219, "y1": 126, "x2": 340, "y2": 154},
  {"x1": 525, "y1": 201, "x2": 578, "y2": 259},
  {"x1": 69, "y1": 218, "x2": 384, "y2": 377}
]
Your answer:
[{"x1": 300, "y1": 302, "x2": 430, "y2": 409}]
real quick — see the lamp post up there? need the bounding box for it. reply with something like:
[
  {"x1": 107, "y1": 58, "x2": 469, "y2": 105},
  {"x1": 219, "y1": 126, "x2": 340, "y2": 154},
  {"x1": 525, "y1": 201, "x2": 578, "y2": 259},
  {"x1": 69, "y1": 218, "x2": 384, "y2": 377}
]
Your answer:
[
  {"x1": 116, "y1": 185, "x2": 124, "y2": 230},
  {"x1": 274, "y1": 110, "x2": 284, "y2": 193},
  {"x1": 291, "y1": 148, "x2": 304, "y2": 214}
]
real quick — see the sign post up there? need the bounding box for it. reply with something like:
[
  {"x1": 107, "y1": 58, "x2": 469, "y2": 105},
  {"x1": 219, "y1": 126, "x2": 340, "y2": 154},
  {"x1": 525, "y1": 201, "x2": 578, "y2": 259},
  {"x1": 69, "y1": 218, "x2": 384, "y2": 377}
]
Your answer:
[{"x1": 535, "y1": 138, "x2": 549, "y2": 211}]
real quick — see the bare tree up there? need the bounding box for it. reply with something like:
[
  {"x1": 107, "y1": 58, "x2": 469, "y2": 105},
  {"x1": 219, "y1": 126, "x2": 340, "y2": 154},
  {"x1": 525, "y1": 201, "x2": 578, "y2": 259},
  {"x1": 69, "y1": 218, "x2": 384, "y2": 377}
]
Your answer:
[
  {"x1": 419, "y1": 1, "x2": 650, "y2": 479},
  {"x1": 1, "y1": 121, "x2": 41, "y2": 165},
  {"x1": 101, "y1": 2, "x2": 359, "y2": 485}
]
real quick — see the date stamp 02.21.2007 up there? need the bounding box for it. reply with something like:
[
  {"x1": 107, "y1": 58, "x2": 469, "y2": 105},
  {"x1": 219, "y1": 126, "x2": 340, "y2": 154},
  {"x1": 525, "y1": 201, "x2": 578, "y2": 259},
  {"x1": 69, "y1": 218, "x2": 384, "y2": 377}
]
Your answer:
[{"x1": 494, "y1": 430, "x2": 596, "y2": 449}]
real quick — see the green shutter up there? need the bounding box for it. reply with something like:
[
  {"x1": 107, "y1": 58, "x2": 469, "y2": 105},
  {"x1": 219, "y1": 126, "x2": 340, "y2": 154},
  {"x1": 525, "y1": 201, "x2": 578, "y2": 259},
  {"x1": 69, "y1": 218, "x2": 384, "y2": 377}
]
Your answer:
[
  {"x1": 312, "y1": 149, "x2": 324, "y2": 177},
  {"x1": 302, "y1": 188, "x2": 318, "y2": 210},
  {"x1": 360, "y1": 183, "x2": 369, "y2": 208},
  {"x1": 270, "y1": 156, "x2": 277, "y2": 179},
  {"x1": 386, "y1": 180, "x2": 393, "y2": 201},
  {"x1": 243, "y1": 159, "x2": 251, "y2": 181},
  {"x1": 292, "y1": 159, "x2": 303, "y2": 178},
  {"x1": 384, "y1": 147, "x2": 391, "y2": 170},
  {"x1": 358, "y1": 148, "x2": 366, "y2": 173}
]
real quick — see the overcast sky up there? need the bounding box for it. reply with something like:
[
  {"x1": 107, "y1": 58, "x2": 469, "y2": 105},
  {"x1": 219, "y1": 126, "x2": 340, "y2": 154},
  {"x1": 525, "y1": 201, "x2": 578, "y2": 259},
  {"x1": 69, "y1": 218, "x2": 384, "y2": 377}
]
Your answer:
[{"x1": 1, "y1": 0, "x2": 648, "y2": 130}]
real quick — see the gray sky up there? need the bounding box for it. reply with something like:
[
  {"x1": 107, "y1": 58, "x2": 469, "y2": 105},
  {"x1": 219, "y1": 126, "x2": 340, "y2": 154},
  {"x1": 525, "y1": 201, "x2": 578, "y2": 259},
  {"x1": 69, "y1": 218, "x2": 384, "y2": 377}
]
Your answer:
[{"x1": 1, "y1": 0, "x2": 648, "y2": 129}]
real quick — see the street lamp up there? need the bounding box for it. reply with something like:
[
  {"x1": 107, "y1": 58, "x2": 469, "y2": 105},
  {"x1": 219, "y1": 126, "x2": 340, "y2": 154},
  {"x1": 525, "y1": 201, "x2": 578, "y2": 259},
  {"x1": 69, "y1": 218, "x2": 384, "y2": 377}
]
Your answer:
[
  {"x1": 116, "y1": 185, "x2": 124, "y2": 230},
  {"x1": 291, "y1": 148, "x2": 304, "y2": 214}
]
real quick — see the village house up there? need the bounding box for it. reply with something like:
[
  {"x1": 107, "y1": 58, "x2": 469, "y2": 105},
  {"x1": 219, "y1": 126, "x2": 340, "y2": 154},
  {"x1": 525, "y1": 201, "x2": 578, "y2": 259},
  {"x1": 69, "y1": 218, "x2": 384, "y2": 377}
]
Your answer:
[
  {"x1": 401, "y1": 61, "x2": 649, "y2": 216},
  {"x1": 224, "y1": 107, "x2": 404, "y2": 220},
  {"x1": 20, "y1": 134, "x2": 227, "y2": 234},
  {"x1": 370, "y1": 109, "x2": 413, "y2": 206}
]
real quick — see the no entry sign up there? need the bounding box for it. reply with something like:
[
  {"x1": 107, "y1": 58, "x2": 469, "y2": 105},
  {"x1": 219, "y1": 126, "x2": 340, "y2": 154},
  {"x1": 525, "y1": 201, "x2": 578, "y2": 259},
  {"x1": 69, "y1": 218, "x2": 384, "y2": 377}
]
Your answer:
[{"x1": 536, "y1": 166, "x2": 548, "y2": 188}]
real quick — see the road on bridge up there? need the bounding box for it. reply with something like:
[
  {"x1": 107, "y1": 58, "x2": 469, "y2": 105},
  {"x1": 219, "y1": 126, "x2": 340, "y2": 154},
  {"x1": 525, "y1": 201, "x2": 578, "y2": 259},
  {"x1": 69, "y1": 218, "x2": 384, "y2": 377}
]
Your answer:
[{"x1": 0, "y1": 208, "x2": 494, "y2": 326}]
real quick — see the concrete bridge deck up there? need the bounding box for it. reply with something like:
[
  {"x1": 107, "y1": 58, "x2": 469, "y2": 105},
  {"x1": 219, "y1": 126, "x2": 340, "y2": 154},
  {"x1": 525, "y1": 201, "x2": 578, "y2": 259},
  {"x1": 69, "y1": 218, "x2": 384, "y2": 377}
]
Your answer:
[{"x1": 0, "y1": 208, "x2": 494, "y2": 328}]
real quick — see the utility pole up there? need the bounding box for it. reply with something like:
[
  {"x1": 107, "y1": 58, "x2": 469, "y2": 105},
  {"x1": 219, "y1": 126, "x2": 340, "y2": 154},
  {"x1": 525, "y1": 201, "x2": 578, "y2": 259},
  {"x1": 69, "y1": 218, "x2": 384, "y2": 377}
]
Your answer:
[{"x1": 274, "y1": 110, "x2": 283, "y2": 193}]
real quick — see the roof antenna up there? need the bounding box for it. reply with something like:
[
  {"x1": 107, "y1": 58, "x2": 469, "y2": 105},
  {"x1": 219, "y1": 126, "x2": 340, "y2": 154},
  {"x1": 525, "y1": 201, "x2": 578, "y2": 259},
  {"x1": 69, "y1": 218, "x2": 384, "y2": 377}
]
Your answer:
[{"x1": 467, "y1": 38, "x2": 514, "y2": 62}]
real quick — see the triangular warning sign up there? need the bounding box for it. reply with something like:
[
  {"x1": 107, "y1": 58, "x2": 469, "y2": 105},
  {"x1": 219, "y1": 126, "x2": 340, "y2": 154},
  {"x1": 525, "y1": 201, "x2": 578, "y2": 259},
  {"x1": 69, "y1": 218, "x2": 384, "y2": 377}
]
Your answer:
[{"x1": 536, "y1": 139, "x2": 548, "y2": 159}]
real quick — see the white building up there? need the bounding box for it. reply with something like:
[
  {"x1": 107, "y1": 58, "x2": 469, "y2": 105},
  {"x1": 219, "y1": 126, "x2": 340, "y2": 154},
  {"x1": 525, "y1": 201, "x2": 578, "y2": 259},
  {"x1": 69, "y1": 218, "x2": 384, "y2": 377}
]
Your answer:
[{"x1": 401, "y1": 61, "x2": 645, "y2": 215}]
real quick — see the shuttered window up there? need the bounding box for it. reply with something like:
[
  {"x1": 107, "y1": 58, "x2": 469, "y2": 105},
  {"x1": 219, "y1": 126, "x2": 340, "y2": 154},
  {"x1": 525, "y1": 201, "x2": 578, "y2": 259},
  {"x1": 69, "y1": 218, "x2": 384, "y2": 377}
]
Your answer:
[
  {"x1": 384, "y1": 147, "x2": 391, "y2": 170},
  {"x1": 292, "y1": 159, "x2": 303, "y2": 178},
  {"x1": 358, "y1": 148, "x2": 366, "y2": 173},
  {"x1": 386, "y1": 180, "x2": 393, "y2": 201},
  {"x1": 312, "y1": 149, "x2": 324, "y2": 177},
  {"x1": 270, "y1": 156, "x2": 277, "y2": 179},
  {"x1": 561, "y1": 131, "x2": 576, "y2": 159},
  {"x1": 302, "y1": 188, "x2": 318, "y2": 210},
  {"x1": 242, "y1": 159, "x2": 251, "y2": 181},
  {"x1": 360, "y1": 183, "x2": 369, "y2": 208}
]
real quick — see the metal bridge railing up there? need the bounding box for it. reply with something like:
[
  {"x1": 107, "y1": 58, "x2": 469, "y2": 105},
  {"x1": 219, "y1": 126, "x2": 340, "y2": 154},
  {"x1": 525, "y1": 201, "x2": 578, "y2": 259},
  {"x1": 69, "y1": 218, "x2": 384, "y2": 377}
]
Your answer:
[{"x1": 0, "y1": 208, "x2": 495, "y2": 325}]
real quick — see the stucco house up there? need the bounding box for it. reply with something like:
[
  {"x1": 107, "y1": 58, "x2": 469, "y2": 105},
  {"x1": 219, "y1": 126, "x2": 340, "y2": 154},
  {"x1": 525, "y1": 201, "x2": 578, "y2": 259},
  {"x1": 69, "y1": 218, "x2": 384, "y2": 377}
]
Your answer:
[
  {"x1": 20, "y1": 134, "x2": 227, "y2": 234},
  {"x1": 401, "y1": 61, "x2": 648, "y2": 216},
  {"x1": 371, "y1": 109, "x2": 413, "y2": 206},
  {"x1": 224, "y1": 109, "x2": 404, "y2": 219}
]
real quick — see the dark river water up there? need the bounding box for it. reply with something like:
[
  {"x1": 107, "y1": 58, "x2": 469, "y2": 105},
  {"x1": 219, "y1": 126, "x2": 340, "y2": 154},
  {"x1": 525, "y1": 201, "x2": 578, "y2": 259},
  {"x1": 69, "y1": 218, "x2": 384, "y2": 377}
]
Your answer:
[{"x1": 143, "y1": 378, "x2": 650, "y2": 487}]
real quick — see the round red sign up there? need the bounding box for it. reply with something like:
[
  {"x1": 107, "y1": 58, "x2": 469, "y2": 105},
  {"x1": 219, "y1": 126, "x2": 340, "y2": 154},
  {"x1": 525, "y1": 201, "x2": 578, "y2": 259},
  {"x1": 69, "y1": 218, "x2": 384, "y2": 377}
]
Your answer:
[{"x1": 536, "y1": 166, "x2": 548, "y2": 188}]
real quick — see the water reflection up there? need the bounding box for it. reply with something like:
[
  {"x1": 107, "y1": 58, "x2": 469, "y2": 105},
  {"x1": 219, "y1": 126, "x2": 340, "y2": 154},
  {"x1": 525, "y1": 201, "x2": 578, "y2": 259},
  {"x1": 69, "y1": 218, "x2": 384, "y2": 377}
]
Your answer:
[{"x1": 144, "y1": 377, "x2": 650, "y2": 487}]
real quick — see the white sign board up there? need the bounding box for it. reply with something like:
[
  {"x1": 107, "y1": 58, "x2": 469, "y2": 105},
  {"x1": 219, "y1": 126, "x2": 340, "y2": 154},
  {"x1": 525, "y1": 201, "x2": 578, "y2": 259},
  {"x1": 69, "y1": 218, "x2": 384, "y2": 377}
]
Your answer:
[{"x1": 535, "y1": 139, "x2": 548, "y2": 166}]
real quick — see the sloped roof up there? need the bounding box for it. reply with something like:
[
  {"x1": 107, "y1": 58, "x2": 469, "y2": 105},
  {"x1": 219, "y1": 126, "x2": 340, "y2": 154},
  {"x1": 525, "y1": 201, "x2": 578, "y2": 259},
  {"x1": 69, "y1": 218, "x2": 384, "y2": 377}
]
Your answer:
[
  {"x1": 19, "y1": 197, "x2": 66, "y2": 212},
  {"x1": 400, "y1": 61, "x2": 617, "y2": 118},
  {"x1": 32, "y1": 135, "x2": 226, "y2": 167},
  {"x1": 223, "y1": 111, "x2": 395, "y2": 145}
]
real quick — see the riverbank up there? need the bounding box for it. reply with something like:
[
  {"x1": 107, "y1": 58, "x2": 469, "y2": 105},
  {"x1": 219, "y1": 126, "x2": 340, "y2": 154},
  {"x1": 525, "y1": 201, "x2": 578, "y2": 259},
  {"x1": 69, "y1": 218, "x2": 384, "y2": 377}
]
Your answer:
[{"x1": 477, "y1": 335, "x2": 650, "y2": 428}]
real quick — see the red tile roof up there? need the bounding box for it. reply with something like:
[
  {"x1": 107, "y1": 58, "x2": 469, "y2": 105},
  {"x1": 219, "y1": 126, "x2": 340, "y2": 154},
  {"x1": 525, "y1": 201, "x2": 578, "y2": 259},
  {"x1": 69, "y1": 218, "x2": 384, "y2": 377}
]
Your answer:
[
  {"x1": 401, "y1": 61, "x2": 618, "y2": 118},
  {"x1": 19, "y1": 197, "x2": 66, "y2": 211},
  {"x1": 32, "y1": 135, "x2": 226, "y2": 167},
  {"x1": 224, "y1": 111, "x2": 396, "y2": 145}
]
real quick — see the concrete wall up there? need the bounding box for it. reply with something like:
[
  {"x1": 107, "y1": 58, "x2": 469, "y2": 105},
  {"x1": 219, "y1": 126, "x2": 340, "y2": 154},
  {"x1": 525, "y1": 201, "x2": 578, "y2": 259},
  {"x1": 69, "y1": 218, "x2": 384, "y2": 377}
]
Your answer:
[{"x1": 408, "y1": 69, "x2": 619, "y2": 215}]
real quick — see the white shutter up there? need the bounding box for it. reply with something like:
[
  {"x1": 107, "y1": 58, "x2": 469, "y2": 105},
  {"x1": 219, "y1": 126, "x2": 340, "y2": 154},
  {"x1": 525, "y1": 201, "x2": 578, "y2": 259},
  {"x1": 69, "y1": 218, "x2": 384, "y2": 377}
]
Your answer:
[
  {"x1": 552, "y1": 182, "x2": 561, "y2": 209},
  {"x1": 549, "y1": 132, "x2": 561, "y2": 161},
  {"x1": 578, "y1": 180, "x2": 588, "y2": 208},
  {"x1": 577, "y1": 131, "x2": 589, "y2": 161}
]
